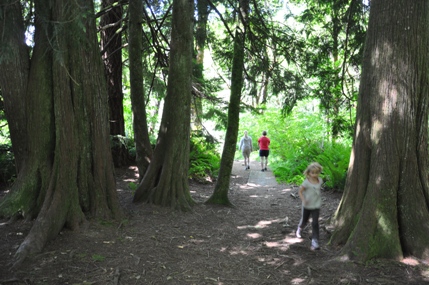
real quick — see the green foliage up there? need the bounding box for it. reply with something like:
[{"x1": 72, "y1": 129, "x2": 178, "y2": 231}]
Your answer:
[
  {"x1": 274, "y1": 141, "x2": 350, "y2": 190},
  {"x1": 188, "y1": 130, "x2": 220, "y2": 181},
  {"x1": 287, "y1": 0, "x2": 368, "y2": 139},
  {"x1": 239, "y1": 102, "x2": 351, "y2": 191},
  {"x1": 128, "y1": 181, "x2": 138, "y2": 193},
  {"x1": 109, "y1": 134, "x2": 137, "y2": 162},
  {"x1": 91, "y1": 254, "x2": 106, "y2": 262}
]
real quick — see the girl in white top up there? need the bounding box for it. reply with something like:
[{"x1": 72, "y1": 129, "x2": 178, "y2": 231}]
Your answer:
[{"x1": 296, "y1": 162, "x2": 323, "y2": 250}]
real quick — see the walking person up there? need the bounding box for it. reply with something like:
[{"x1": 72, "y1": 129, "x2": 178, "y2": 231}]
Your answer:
[
  {"x1": 257, "y1": 131, "x2": 270, "y2": 171},
  {"x1": 296, "y1": 162, "x2": 323, "y2": 250},
  {"x1": 239, "y1": 130, "x2": 253, "y2": 170}
]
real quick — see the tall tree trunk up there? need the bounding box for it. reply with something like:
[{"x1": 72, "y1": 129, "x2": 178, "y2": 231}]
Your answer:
[
  {"x1": 0, "y1": 0, "x2": 30, "y2": 173},
  {"x1": 331, "y1": 0, "x2": 429, "y2": 261},
  {"x1": 129, "y1": 0, "x2": 153, "y2": 179},
  {"x1": 100, "y1": 0, "x2": 129, "y2": 167},
  {"x1": 192, "y1": 0, "x2": 210, "y2": 130},
  {"x1": 0, "y1": 0, "x2": 123, "y2": 266},
  {"x1": 205, "y1": 0, "x2": 249, "y2": 206},
  {"x1": 132, "y1": 0, "x2": 195, "y2": 211}
]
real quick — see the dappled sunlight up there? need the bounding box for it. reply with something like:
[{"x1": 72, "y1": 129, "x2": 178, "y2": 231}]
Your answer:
[
  {"x1": 247, "y1": 194, "x2": 280, "y2": 200},
  {"x1": 402, "y1": 257, "x2": 419, "y2": 266},
  {"x1": 232, "y1": 174, "x2": 245, "y2": 180},
  {"x1": 234, "y1": 215, "x2": 308, "y2": 256},
  {"x1": 247, "y1": 232, "x2": 262, "y2": 239},
  {"x1": 237, "y1": 218, "x2": 282, "y2": 230},
  {"x1": 238, "y1": 183, "x2": 255, "y2": 190},
  {"x1": 264, "y1": 240, "x2": 286, "y2": 249},
  {"x1": 247, "y1": 182, "x2": 265, "y2": 187},
  {"x1": 280, "y1": 187, "x2": 294, "y2": 193},
  {"x1": 256, "y1": 220, "x2": 273, "y2": 228},
  {"x1": 116, "y1": 166, "x2": 139, "y2": 193},
  {"x1": 376, "y1": 209, "x2": 392, "y2": 235},
  {"x1": 291, "y1": 278, "x2": 307, "y2": 284},
  {"x1": 283, "y1": 236, "x2": 303, "y2": 245},
  {"x1": 229, "y1": 248, "x2": 250, "y2": 256},
  {"x1": 371, "y1": 45, "x2": 399, "y2": 145}
]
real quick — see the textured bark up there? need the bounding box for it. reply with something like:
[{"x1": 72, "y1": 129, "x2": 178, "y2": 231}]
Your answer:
[
  {"x1": 0, "y1": 0, "x2": 30, "y2": 173},
  {"x1": 206, "y1": 0, "x2": 249, "y2": 206},
  {"x1": 331, "y1": 0, "x2": 429, "y2": 261},
  {"x1": 192, "y1": 0, "x2": 210, "y2": 130},
  {"x1": 129, "y1": 0, "x2": 153, "y2": 179},
  {"x1": 0, "y1": 0, "x2": 123, "y2": 266},
  {"x1": 100, "y1": 0, "x2": 130, "y2": 167},
  {"x1": 132, "y1": 0, "x2": 195, "y2": 211}
]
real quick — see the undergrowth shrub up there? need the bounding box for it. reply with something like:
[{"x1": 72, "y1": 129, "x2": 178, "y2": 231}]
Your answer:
[
  {"x1": 272, "y1": 141, "x2": 350, "y2": 190},
  {"x1": 189, "y1": 131, "x2": 220, "y2": 181},
  {"x1": 239, "y1": 101, "x2": 352, "y2": 191}
]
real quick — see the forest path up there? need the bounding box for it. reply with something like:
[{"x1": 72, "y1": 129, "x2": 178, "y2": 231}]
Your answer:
[
  {"x1": 1, "y1": 159, "x2": 427, "y2": 284},
  {"x1": 232, "y1": 158, "x2": 280, "y2": 187}
]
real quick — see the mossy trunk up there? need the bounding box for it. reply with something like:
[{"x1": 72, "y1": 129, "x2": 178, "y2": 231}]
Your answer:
[
  {"x1": 132, "y1": 0, "x2": 195, "y2": 211},
  {"x1": 205, "y1": 31, "x2": 245, "y2": 206},
  {"x1": 206, "y1": 0, "x2": 249, "y2": 205},
  {"x1": 0, "y1": 0, "x2": 123, "y2": 266},
  {"x1": 331, "y1": 0, "x2": 429, "y2": 261}
]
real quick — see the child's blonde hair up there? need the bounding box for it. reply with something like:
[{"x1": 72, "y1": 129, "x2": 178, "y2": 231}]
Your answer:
[{"x1": 303, "y1": 162, "x2": 323, "y2": 177}]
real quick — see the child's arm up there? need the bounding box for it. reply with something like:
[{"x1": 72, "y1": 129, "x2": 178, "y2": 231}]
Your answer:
[{"x1": 298, "y1": 185, "x2": 307, "y2": 205}]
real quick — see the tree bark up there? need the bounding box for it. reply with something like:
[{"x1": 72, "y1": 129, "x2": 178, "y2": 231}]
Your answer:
[
  {"x1": 331, "y1": 0, "x2": 429, "y2": 261},
  {"x1": 100, "y1": 0, "x2": 130, "y2": 167},
  {"x1": 129, "y1": 0, "x2": 153, "y2": 179},
  {"x1": 132, "y1": 0, "x2": 195, "y2": 211},
  {"x1": 205, "y1": 0, "x2": 249, "y2": 206},
  {"x1": 192, "y1": 0, "x2": 210, "y2": 130},
  {"x1": 0, "y1": 0, "x2": 123, "y2": 266},
  {"x1": 0, "y1": 0, "x2": 30, "y2": 173}
]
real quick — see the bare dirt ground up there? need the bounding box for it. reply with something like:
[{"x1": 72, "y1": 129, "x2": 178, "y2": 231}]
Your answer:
[{"x1": 1, "y1": 160, "x2": 429, "y2": 285}]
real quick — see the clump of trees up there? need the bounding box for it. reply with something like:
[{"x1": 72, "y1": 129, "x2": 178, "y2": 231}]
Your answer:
[{"x1": 1, "y1": 0, "x2": 429, "y2": 267}]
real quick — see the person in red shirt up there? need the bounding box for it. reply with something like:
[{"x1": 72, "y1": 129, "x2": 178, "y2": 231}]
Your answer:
[{"x1": 258, "y1": 130, "x2": 270, "y2": 171}]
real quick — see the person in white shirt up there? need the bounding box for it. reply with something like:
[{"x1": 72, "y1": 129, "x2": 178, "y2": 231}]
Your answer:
[
  {"x1": 239, "y1": 131, "x2": 253, "y2": 170},
  {"x1": 296, "y1": 162, "x2": 323, "y2": 250}
]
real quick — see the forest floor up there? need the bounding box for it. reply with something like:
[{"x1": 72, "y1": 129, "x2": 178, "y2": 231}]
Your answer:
[{"x1": 1, "y1": 160, "x2": 429, "y2": 285}]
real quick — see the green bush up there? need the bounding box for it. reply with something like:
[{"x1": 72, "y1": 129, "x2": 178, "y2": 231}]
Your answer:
[
  {"x1": 272, "y1": 141, "x2": 350, "y2": 190},
  {"x1": 188, "y1": 131, "x2": 220, "y2": 181},
  {"x1": 239, "y1": 101, "x2": 352, "y2": 191}
]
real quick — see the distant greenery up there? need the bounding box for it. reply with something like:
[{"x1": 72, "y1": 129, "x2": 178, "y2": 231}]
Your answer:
[
  {"x1": 238, "y1": 100, "x2": 352, "y2": 191},
  {"x1": 0, "y1": 98, "x2": 351, "y2": 191},
  {"x1": 188, "y1": 130, "x2": 221, "y2": 181},
  {"x1": 0, "y1": 111, "x2": 15, "y2": 186}
]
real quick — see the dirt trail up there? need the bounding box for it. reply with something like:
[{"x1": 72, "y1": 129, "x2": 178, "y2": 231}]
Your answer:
[
  {"x1": 0, "y1": 160, "x2": 428, "y2": 284},
  {"x1": 244, "y1": 161, "x2": 279, "y2": 187}
]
